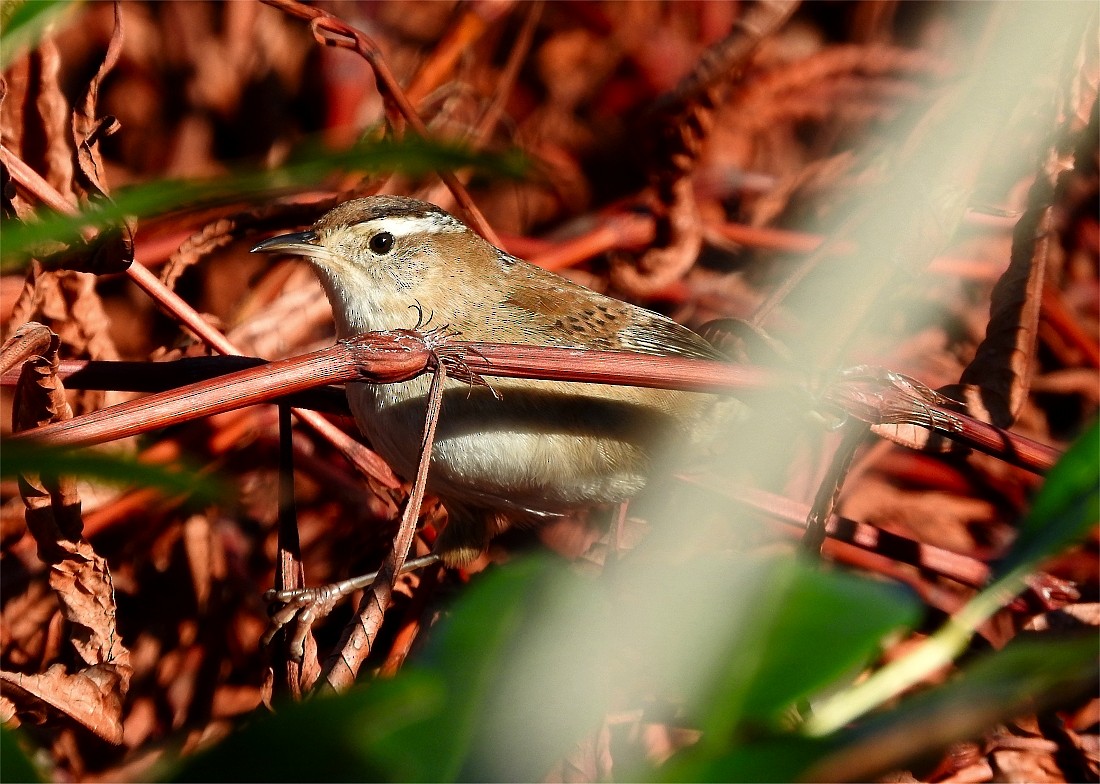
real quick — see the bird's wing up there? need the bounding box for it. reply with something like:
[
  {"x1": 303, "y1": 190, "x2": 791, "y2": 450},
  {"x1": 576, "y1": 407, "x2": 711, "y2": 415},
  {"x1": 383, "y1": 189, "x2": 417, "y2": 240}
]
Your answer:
[{"x1": 497, "y1": 255, "x2": 724, "y2": 361}]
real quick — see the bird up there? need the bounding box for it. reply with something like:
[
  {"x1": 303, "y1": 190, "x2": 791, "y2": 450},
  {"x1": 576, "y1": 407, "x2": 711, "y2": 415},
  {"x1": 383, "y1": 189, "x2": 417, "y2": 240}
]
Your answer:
[{"x1": 252, "y1": 195, "x2": 730, "y2": 565}]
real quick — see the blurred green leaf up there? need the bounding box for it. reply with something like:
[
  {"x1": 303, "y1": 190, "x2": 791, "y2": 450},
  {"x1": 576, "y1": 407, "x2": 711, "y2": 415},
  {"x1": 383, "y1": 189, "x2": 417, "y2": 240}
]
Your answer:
[
  {"x1": 0, "y1": 724, "x2": 43, "y2": 783},
  {"x1": 171, "y1": 558, "x2": 591, "y2": 783},
  {"x1": 806, "y1": 422, "x2": 1100, "y2": 736},
  {"x1": 805, "y1": 633, "x2": 1099, "y2": 782},
  {"x1": 0, "y1": 0, "x2": 74, "y2": 69},
  {"x1": 373, "y1": 559, "x2": 562, "y2": 781},
  {"x1": 171, "y1": 671, "x2": 445, "y2": 782},
  {"x1": 660, "y1": 558, "x2": 919, "y2": 781},
  {"x1": 368, "y1": 557, "x2": 607, "y2": 782},
  {"x1": 2, "y1": 440, "x2": 224, "y2": 502},
  {"x1": 0, "y1": 137, "x2": 527, "y2": 271},
  {"x1": 735, "y1": 560, "x2": 920, "y2": 723},
  {"x1": 440, "y1": 559, "x2": 608, "y2": 782},
  {"x1": 664, "y1": 634, "x2": 1097, "y2": 783},
  {"x1": 996, "y1": 419, "x2": 1099, "y2": 579},
  {"x1": 665, "y1": 735, "x2": 839, "y2": 783}
]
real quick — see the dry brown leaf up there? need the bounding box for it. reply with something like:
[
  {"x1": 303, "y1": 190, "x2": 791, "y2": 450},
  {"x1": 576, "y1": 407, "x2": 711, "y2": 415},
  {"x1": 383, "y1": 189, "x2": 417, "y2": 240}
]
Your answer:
[
  {"x1": 6, "y1": 331, "x2": 133, "y2": 744},
  {"x1": 182, "y1": 514, "x2": 214, "y2": 612},
  {"x1": 0, "y1": 664, "x2": 129, "y2": 745},
  {"x1": 1, "y1": 2, "x2": 1095, "y2": 779},
  {"x1": 33, "y1": 38, "x2": 77, "y2": 206},
  {"x1": 6, "y1": 269, "x2": 120, "y2": 415}
]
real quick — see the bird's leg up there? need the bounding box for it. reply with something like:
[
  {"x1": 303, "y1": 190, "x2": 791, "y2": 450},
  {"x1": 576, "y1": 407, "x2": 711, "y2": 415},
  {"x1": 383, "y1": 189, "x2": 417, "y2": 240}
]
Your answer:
[{"x1": 262, "y1": 554, "x2": 442, "y2": 661}]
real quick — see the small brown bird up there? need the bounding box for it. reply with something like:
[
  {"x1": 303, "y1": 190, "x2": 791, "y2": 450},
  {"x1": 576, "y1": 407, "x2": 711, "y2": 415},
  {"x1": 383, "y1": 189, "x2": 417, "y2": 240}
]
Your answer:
[{"x1": 253, "y1": 196, "x2": 729, "y2": 564}]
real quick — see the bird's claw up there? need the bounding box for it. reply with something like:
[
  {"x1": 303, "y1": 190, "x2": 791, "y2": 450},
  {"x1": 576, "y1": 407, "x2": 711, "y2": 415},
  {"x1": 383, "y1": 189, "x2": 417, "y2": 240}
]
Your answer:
[{"x1": 262, "y1": 584, "x2": 344, "y2": 662}]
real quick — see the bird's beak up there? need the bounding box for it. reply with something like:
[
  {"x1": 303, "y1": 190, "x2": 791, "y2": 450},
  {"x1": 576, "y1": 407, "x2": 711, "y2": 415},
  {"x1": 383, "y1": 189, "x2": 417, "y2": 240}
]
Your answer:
[{"x1": 251, "y1": 230, "x2": 321, "y2": 256}]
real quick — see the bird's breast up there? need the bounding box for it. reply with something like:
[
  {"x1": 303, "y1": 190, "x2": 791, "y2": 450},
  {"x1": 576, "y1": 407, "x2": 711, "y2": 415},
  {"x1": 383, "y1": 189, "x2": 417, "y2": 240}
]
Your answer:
[{"x1": 345, "y1": 376, "x2": 709, "y2": 514}]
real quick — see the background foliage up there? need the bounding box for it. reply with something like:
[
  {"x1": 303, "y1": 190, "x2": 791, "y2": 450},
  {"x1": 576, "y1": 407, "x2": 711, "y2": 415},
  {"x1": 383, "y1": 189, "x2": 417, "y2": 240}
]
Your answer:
[{"x1": 1, "y1": 2, "x2": 1097, "y2": 782}]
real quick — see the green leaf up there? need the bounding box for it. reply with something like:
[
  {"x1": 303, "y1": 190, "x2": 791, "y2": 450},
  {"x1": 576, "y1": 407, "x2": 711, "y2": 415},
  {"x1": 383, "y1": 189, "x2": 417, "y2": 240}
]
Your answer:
[
  {"x1": 1, "y1": 440, "x2": 224, "y2": 502},
  {"x1": 735, "y1": 560, "x2": 920, "y2": 723},
  {"x1": 996, "y1": 419, "x2": 1099, "y2": 578},
  {"x1": 660, "y1": 557, "x2": 919, "y2": 781},
  {"x1": 0, "y1": 724, "x2": 43, "y2": 784},
  {"x1": 170, "y1": 671, "x2": 446, "y2": 782},
  {"x1": 804, "y1": 633, "x2": 1098, "y2": 782},
  {"x1": 171, "y1": 558, "x2": 599, "y2": 783},
  {"x1": 0, "y1": 137, "x2": 527, "y2": 271},
  {"x1": 661, "y1": 634, "x2": 1097, "y2": 784},
  {"x1": 0, "y1": 0, "x2": 75, "y2": 69},
  {"x1": 409, "y1": 557, "x2": 608, "y2": 782},
  {"x1": 805, "y1": 422, "x2": 1100, "y2": 736},
  {"x1": 374, "y1": 560, "x2": 555, "y2": 781}
]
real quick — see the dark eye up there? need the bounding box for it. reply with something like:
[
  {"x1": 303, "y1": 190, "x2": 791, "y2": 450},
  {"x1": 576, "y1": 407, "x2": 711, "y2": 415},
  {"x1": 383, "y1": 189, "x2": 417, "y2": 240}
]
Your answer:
[{"x1": 369, "y1": 231, "x2": 395, "y2": 255}]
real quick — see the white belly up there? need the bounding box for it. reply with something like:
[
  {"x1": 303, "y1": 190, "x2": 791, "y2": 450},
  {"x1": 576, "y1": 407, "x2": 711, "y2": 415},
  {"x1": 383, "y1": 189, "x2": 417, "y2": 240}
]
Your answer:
[{"x1": 345, "y1": 376, "x2": 688, "y2": 516}]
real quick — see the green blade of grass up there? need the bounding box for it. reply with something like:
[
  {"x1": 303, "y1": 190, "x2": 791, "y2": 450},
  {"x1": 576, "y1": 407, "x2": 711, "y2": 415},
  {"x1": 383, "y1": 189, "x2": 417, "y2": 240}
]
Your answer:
[
  {"x1": 0, "y1": 0, "x2": 76, "y2": 69},
  {"x1": 1, "y1": 136, "x2": 527, "y2": 271},
  {"x1": 2, "y1": 440, "x2": 224, "y2": 502},
  {"x1": 804, "y1": 421, "x2": 1099, "y2": 735}
]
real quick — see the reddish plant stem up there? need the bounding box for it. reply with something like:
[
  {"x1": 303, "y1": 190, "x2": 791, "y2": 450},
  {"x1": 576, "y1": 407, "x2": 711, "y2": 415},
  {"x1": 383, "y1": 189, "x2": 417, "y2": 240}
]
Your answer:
[
  {"x1": 1, "y1": 143, "x2": 400, "y2": 488},
  {"x1": 11, "y1": 335, "x2": 1061, "y2": 474},
  {"x1": 321, "y1": 361, "x2": 448, "y2": 690},
  {"x1": 261, "y1": 0, "x2": 501, "y2": 247}
]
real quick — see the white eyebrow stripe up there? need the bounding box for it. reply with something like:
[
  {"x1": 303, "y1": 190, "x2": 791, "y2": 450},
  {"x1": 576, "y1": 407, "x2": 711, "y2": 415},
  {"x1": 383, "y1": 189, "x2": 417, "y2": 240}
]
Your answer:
[{"x1": 363, "y1": 214, "x2": 465, "y2": 237}]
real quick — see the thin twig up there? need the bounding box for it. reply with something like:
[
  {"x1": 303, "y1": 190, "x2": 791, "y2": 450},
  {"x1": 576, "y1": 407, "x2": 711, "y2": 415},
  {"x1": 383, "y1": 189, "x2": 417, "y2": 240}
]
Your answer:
[
  {"x1": 321, "y1": 359, "x2": 449, "y2": 690},
  {"x1": 261, "y1": 0, "x2": 502, "y2": 247},
  {"x1": 1, "y1": 144, "x2": 400, "y2": 487},
  {"x1": 424, "y1": 1, "x2": 543, "y2": 209},
  {"x1": 678, "y1": 479, "x2": 991, "y2": 589},
  {"x1": 403, "y1": 2, "x2": 513, "y2": 107},
  {"x1": 274, "y1": 404, "x2": 315, "y2": 696},
  {"x1": 801, "y1": 420, "x2": 870, "y2": 555}
]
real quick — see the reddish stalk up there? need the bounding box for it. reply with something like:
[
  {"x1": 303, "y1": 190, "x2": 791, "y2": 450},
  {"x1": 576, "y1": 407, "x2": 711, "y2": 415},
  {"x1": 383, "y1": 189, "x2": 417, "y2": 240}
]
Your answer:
[
  {"x1": 10, "y1": 334, "x2": 1062, "y2": 475},
  {"x1": 1, "y1": 144, "x2": 400, "y2": 488},
  {"x1": 321, "y1": 361, "x2": 449, "y2": 690},
  {"x1": 261, "y1": 0, "x2": 501, "y2": 247}
]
